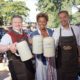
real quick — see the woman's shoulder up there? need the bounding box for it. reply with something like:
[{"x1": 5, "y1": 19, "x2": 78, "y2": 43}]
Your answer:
[{"x1": 30, "y1": 30, "x2": 39, "y2": 38}]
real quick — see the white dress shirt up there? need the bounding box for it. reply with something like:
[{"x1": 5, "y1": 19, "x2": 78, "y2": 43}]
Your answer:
[
  {"x1": 0, "y1": 34, "x2": 12, "y2": 45},
  {"x1": 52, "y1": 25, "x2": 80, "y2": 47}
]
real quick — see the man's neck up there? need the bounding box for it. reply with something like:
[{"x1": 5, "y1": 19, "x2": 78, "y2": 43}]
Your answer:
[
  {"x1": 12, "y1": 28, "x2": 22, "y2": 34},
  {"x1": 63, "y1": 24, "x2": 69, "y2": 29}
]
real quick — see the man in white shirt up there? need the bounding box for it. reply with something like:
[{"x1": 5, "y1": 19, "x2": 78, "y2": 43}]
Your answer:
[
  {"x1": 53, "y1": 10, "x2": 80, "y2": 80},
  {"x1": 0, "y1": 15, "x2": 35, "y2": 80}
]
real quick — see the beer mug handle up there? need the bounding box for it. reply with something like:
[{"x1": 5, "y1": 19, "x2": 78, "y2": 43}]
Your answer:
[{"x1": 15, "y1": 53, "x2": 20, "y2": 56}]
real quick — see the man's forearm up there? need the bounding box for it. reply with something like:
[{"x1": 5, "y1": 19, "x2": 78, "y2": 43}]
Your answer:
[{"x1": 0, "y1": 45, "x2": 9, "y2": 53}]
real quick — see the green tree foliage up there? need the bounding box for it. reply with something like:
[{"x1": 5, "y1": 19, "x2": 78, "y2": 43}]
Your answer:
[
  {"x1": 0, "y1": 0, "x2": 29, "y2": 25},
  {"x1": 37, "y1": 0, "x2": 80, "y2": 28}
]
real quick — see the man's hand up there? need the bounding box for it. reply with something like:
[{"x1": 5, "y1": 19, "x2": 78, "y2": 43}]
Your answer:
[{"x1": 9, "y1": 43, "x2": 17, "y2": 53}]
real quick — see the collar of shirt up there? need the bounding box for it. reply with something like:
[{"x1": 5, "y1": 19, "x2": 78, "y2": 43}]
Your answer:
[
  {"x1": 12, "y1": 28, "x2": 23, "y2": 34},
  {"x1": 60, "y1": 24, "x2": 72, "y2": 30}
]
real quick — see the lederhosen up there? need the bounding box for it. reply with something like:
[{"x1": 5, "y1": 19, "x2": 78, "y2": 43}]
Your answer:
[
  {"x1": 7, "y1": 30, "x2": 35, "y2": 80},
  {"x1": 56, "y1": 27, "x2": 79, "y2": 80}
]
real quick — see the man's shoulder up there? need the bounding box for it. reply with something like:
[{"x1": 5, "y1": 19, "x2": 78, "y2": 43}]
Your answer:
[
  {"x1": 54, "y1": 27, "x2": 60, "y2": 32},
  {"x1": 71, "y1": 25, "x2": 80, "y2": 32},
  {"x1": 2, "y1": 33, "x2": 11, "y2": 38},
  {"x1": 0, "y1": 33, "x2": 12, "y2": 45}
]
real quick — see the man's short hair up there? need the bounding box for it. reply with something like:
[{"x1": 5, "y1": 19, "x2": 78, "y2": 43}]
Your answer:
[
  {"x1": 11, "y1": 15, "x2": 23, "y2": 22},
  {"x1": 36, "y1": 12, "x2": 48, "y2": 21},
  {"x1": 58, "y1": 10, "x2": 69, "y2": 16}
]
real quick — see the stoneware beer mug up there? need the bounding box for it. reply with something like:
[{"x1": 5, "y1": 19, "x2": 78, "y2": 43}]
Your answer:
[
  {"x1": 16, "y1": 40, "x2": 33, "y2": 61},
  {"x1": 32, "y1": 35, "x2": 43, "y2": 54},
  {"x1": 43, "y1": 37, "x2": 55, "y2": 57}
]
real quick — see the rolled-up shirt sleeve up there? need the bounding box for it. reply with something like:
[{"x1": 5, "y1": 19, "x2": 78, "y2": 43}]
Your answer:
[
  {"x1": 0, "y1": 34, "x2": 12, "y2": 53},
  {"x1": 0, "y1": 34, "x2": 12, "y2": 45}
]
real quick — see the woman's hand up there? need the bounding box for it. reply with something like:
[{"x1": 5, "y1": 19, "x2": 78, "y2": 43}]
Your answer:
[{"x1": 28, "y1": 39, "x2": 32, "y2": 44}]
